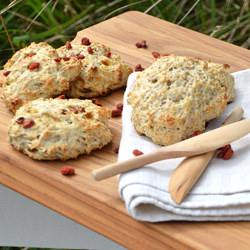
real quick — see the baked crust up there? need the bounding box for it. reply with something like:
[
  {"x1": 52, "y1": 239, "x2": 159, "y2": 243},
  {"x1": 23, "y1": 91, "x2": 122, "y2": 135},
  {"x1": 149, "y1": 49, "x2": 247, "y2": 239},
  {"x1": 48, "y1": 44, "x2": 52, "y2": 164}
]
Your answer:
[
  {"x1": 127, "y1": 55, "x2": 235, "y2": 146},
  {"x1": 8, "y1": 98, "x2": 113, "y2": 160},
  {"x1": 1, "y1": 42, "x2": 81, "y2": 112},
  {"x1": 57, "y1": 42, "x2": 133, "y2": 98}
]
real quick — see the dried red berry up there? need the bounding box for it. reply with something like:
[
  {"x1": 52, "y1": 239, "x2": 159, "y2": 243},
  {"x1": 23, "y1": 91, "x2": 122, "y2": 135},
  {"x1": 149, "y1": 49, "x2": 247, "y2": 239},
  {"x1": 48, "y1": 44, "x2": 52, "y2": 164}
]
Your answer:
[
  {"x1": 78, "y1": 106, "x2": 85, "y2": 113},
  {"x1": 77, "y1": 54, "x2": 85, "y2": 60},
  {"x1": 114, "y1": 146, "x2": 119, "y2": 154},
  {"x1": 15, "y1": 117, "x2": 25, "y2": 124},
  {"x1": 57, "y1": 94, "x2": 66, "y2": 99},
  {"x1": 28, "y1": 62, "x2": 40, "y2": 70},
  {"x1": 219, "y1": 144, "x2": 231, "y2": 152},
  {"x1": 116, "y1": 103, "x2": 123, "y2": 110},
  {"x1": 66, "y1": 41, "x2": 72, "y2": 49},
  {"x1": 23, "y1": 119, "x2": 35, "y2": 129},
  {"x1": 105, "y1": 52, "x2": 111, "y2": 58},
  {"x1": 87, "y1": 46, "x2": 93, "y2": 54},
  {"x1": 216, "y1": 151, "x2": 225, "y2": 159},
  {"x1": 81, "y1": 37, "x2": 91, "y2": 46},
  {"x1": 61, "y1": 166, "x2": 75, "y2": 175},
  {"x1": 152, "y1": 51, "x2": 160, "y2": 58},
  {"x1": 62, "y1": 56, "x2": 70, "y2": 61},
  {"x1": 112, "y1": 109, "x2": 122, "y2": 117},
  {"x1": 3, "y1": 71, "x2": 11, "y2": 76},
  {"x1": 163, "y1": 54, "x2": 170, "y2": 56},
  {"x1": 223, "y1": 149, "x2": 234, "y2": 160},
  {"x1": 136, "y1": 40, "x2": 147, "y2": 48},
  {"x1": 70, "y1": 54, "x2": 77, "y2": 58},
  {"x1": 27, "y1": 52, "x2": 36, "y2": 57},
  {"x1": 133, "y1": 149, "x2": 144, "y2": 156},
  {"x1": 134, "y1": 64, "x2": 144, "y2": 72},
  {"x1": 54, "y1": 58, "x2": 61, "y2": 63},
  {"x1": 191, "y1": 131, "x2": 202, "y2": 137}
]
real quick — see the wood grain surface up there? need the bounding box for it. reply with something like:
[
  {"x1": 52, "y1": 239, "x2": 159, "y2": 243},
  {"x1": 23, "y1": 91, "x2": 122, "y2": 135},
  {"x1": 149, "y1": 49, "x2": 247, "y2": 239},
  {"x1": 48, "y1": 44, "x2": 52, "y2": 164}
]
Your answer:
[{"x1": 1, "y1": 11, "x2": 250, "y2": 250}]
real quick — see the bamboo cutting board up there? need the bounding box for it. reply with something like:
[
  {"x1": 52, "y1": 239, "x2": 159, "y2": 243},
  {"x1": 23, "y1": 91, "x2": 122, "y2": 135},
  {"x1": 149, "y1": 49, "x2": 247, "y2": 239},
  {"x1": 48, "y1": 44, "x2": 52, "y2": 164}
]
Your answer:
[{"x1": 1, "y1": 11, "x2": 250, "y2": 250}]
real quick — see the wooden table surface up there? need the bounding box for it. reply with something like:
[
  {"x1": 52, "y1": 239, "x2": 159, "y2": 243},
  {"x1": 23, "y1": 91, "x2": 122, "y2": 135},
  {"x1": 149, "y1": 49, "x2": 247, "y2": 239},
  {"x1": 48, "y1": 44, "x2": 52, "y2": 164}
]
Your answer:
[{"x1": 1, "y1": 11, "x2": 250, "y2": 250}]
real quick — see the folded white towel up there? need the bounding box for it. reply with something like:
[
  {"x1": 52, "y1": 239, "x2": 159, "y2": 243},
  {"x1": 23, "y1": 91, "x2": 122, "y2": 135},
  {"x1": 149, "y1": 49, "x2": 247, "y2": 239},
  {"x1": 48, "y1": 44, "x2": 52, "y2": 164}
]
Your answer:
[{"x1": 118, "y1": 69, "x2": 250, "y2": 222}]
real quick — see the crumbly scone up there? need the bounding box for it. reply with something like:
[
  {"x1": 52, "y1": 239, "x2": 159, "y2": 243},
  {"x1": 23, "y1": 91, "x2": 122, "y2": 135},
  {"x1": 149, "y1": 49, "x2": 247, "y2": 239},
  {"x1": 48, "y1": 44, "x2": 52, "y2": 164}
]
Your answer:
[
  {"x1": 56, "y1": 41, "x2": 133, "y2": 98},
  {"x1": 8, "y1": 98, "x2": 113, "y2": 160},
  {"x1": 1, "y1": 42, "x2": 81, "y2": 112},
  {"x1": 127, "y1": 55, "x2": 235, "y2": 146}
]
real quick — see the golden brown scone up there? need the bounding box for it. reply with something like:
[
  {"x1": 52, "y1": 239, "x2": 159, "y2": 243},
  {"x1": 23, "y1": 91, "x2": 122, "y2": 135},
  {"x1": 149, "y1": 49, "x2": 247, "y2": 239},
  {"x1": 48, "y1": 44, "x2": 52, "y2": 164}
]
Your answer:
[
  {"x1": 1, "y1": 42, "x2": 81, "y2": 112},
  {"x1": 56, "y1": 41, "x2": 133, "y2": 98},
  {"x1": 127, "y1": 55, "x2": 235, "y2": 146},
  {"x1": 8, "y1": 98, "x2": 113, "y2": 160}
]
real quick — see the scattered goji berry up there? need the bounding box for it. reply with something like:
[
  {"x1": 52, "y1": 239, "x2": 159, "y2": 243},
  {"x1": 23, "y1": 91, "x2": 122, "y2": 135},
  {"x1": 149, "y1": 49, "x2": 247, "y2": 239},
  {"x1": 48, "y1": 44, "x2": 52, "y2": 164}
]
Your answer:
[
  {"x1": 216, "y1": 151, "x2": 225, "y2": 159},
  {"x1": 23, "y1": 119, "x2": 35, "y2": 129},
  {"x1": 66, "y1": 41, "x2": 72, "y2": 49},
  {"x1": 135, "y1": 40, "x2": 147, "y2": 48},
  {"x1": 3, "y1": 71, "x2": 11, "y2": 76},
  {"x1": 87, "y1": 46, "x2": 93, "y2": 54},
  {"x1": 114, "y1": 146, "x2": 119, "y2": 154},
  {"x1": 163, "y1": 54, "x2": 170, "y2": 56},
  {"x1": 70, "y1": 107, "x2": 78, "y2": 114},
  {"x1": 57, "y1": 94, "x2": 66, "y2": 99},
  {"x1": 133, "y1": 149, "x2": 144, "y2": 156},
  {"x1": 62, "y1": 56, "x2": 70, "y2": 61},
  {"x1": 27, "y1": 52, "x2": 36, "y2": 57},
  {"x1": 105, "y1": 51, "x2": 111, "y2": 57},
  {"x1": 116, "y1": 103, "x2": 123, "y2": 110},
  {"x1": 28, "y1": 62, "x2": 40, "y2": 70},
  {"x1": 15, "y1": 117, "x2": 25, "y2": 124},
  {"x1": 111, "y1": 109, "x2": 122, "y2": 117},
  {"x1": 191, "y1": 131, "x2": 202, "y2": 137},
  {"x1": 77, "y1": 54, "x2": 85, "y2": 60},
  {"x1": 61, "y1": 166, "x2": 75, "y2": 175},
  {"x1": 54, "y1": 58, "x2": 61, "y2": 62},
  {"x1": 152, "y1": 51, "x2": 160, "y2": 58},
  {"x1": 78, "y1": 106, "x2": 85, "y2": 113},
  {"x1": 223, "y1": 149, "x2": 234, "y2": 160},
  {"x1": 81, "y1": 37, "x2": 91, "y2": 46},
  {"x1": 134, "y1": 64, "x2": 144, "y2": 72},
  {"x1": 219, "y1": 144, "x2": 231, "y2": 152}
]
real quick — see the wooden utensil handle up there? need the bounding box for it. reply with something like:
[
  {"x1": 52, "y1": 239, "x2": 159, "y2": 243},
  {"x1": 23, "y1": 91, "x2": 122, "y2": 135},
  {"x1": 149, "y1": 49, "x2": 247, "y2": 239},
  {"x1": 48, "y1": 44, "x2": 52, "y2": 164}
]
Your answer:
[{"x1": 169, "y1": 107, "x2": 244, "y2": 204}]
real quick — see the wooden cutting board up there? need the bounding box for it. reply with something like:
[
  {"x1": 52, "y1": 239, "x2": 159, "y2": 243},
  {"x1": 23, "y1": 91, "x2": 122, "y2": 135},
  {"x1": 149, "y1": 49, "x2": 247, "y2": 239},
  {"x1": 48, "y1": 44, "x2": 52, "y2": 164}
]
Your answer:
[{"x1": 1, "y1": 11, "x2": 250, "y2": 250}]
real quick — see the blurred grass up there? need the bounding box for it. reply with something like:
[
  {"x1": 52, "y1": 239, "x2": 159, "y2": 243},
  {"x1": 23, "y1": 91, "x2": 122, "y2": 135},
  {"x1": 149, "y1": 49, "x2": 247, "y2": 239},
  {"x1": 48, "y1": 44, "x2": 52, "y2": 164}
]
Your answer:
[{"x1": 0, "y1": 0, "x2": 249, "y2": 69}]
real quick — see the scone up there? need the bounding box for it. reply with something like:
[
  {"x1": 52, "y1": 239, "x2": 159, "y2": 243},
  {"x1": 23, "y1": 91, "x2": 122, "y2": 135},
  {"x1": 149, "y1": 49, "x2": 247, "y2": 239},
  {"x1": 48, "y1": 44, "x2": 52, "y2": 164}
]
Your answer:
[
  {"x1": 127, "y1": 55, "x2": 235, "y2": 146},
  {"x1": 1, "y1": 42, "x2": 81, "y2": 112},
  {"x1": 8, "y1": 98, "x2": 113, "y2": 160},
  {"x1": 56, "y1": 40, "x2": 133, "y2": 98}
]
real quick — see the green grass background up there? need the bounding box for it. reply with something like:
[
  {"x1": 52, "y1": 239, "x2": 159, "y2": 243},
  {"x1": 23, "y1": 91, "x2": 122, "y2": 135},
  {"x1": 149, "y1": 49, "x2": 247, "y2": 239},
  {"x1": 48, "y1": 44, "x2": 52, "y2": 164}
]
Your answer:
[
  {"x1": 0, "y1": 0, "x2": 249, "y2": 249},
  {"x1": 0, "y1": 0, "x2": 249, "y2": 69}
]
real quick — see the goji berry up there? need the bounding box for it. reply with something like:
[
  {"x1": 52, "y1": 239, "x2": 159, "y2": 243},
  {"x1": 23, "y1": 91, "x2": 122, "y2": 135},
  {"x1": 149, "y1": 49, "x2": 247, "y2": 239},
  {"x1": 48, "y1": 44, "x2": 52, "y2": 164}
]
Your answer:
[
  {"x1": 77, "y1": 54, "x2": 85, "y2": 60},
  {"x1": 114, "y1": 146, "x2": 119, "y2": 154},
  {"x1": 111, "y1": 109, "x2": 122, "y2": 117},
  {"x1": 62, "y1": 56, "x2": 70, "y2": 61},
  {"x1": 27, "y1": 52, "x2": 36, "y2": 57},
  {"x1": 66, "y1": 41, "x2": 72, "y2": 49},
  {"x1": 223, "y1": 149, "x2": 234, "y2": 160},
  {"x1": 15, "y1": 117, "x2": 25, "y2": 124},
  {"x1": 61, "y1": 166, "x2": 75, "y2": 175},
  {"x1": 57, "y1": 94, "x2": 66, "y2": 99},
  {"x1": 116, "y1": 103, "x2": 123, "y2": 110},
  {"x1": 23, "y1": 119, "x2": 35, "y2": 129},
  {"x1": 219, "y1": 144, "x2": 231, "y2": 152},
  {"x1": 54, "y1": 58, "x2": 61, "y2": 62},
  {"x1": 3, "y1": 71, "x2": 11, "y2": 76},
  {"x1": 87, "y1": 46, "x2": 93, "y2": 54},
  {"x1": 216, "y1": 151, "x2": 225, "y2": 159},
  {"x1": 81, "y1": 37, "x2": 91, "y2": 45},
  {"x1": 92, "y1": 98, "x2": 103, "y2": 106},
  {"x1": 152, "y1": 51, "x2": 160, "y2": 58},
  {"x1": 28, "y1": 62, "x2": 40, "y2": 70},
  {"x1": 133, "y1": 149, "x2": 144, "y2": 156},
  {"x1": 134, "y1": 64, "x2": 144, "y2": 72},
  {"x1": 105, "y1": 51, "x2": 111, "y2": 57}
]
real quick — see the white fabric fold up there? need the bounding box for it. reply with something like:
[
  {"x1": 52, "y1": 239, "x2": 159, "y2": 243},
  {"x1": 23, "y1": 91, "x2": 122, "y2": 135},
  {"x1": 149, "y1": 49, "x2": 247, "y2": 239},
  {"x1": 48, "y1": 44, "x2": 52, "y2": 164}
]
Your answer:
[{"x1": 118, "y1": 69, "x2": 250, "y2": 222}]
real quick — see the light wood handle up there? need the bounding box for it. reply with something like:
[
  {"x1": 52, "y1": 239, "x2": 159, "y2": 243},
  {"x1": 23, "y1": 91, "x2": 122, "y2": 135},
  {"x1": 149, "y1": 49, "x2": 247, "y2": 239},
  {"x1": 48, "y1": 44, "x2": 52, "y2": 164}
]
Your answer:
[
  {"x1": 92, "y1": 115, "x2": 250, "y2": 181},
  {"x1": 169, "y1": 107, "x2": 244, "y2": 204}
]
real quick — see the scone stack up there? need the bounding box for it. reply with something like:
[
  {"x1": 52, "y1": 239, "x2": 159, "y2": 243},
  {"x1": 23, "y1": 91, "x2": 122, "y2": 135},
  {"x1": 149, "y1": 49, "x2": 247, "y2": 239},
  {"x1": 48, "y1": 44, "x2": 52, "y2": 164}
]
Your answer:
[{"x1": 1, "y1": 39, "x2": 132, "y2": 160}]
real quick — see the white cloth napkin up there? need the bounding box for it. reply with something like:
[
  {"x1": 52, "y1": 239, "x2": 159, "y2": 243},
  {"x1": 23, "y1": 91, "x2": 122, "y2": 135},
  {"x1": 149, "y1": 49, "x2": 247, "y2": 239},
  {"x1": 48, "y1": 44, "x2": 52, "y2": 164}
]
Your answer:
[{"x1": 118, "y1": 69, "x2": 250, "y2": 222}]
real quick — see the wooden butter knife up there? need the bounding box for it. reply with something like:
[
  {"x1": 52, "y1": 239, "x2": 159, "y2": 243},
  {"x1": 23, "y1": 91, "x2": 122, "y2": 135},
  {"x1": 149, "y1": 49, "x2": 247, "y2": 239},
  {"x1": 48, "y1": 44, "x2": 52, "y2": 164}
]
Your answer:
[
  {"x1": 92, "y1": 117, "x2": 250, "y2": 181},
  {"x1": 169, "y1": 107, "x2": 244, "y2": 204}
]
